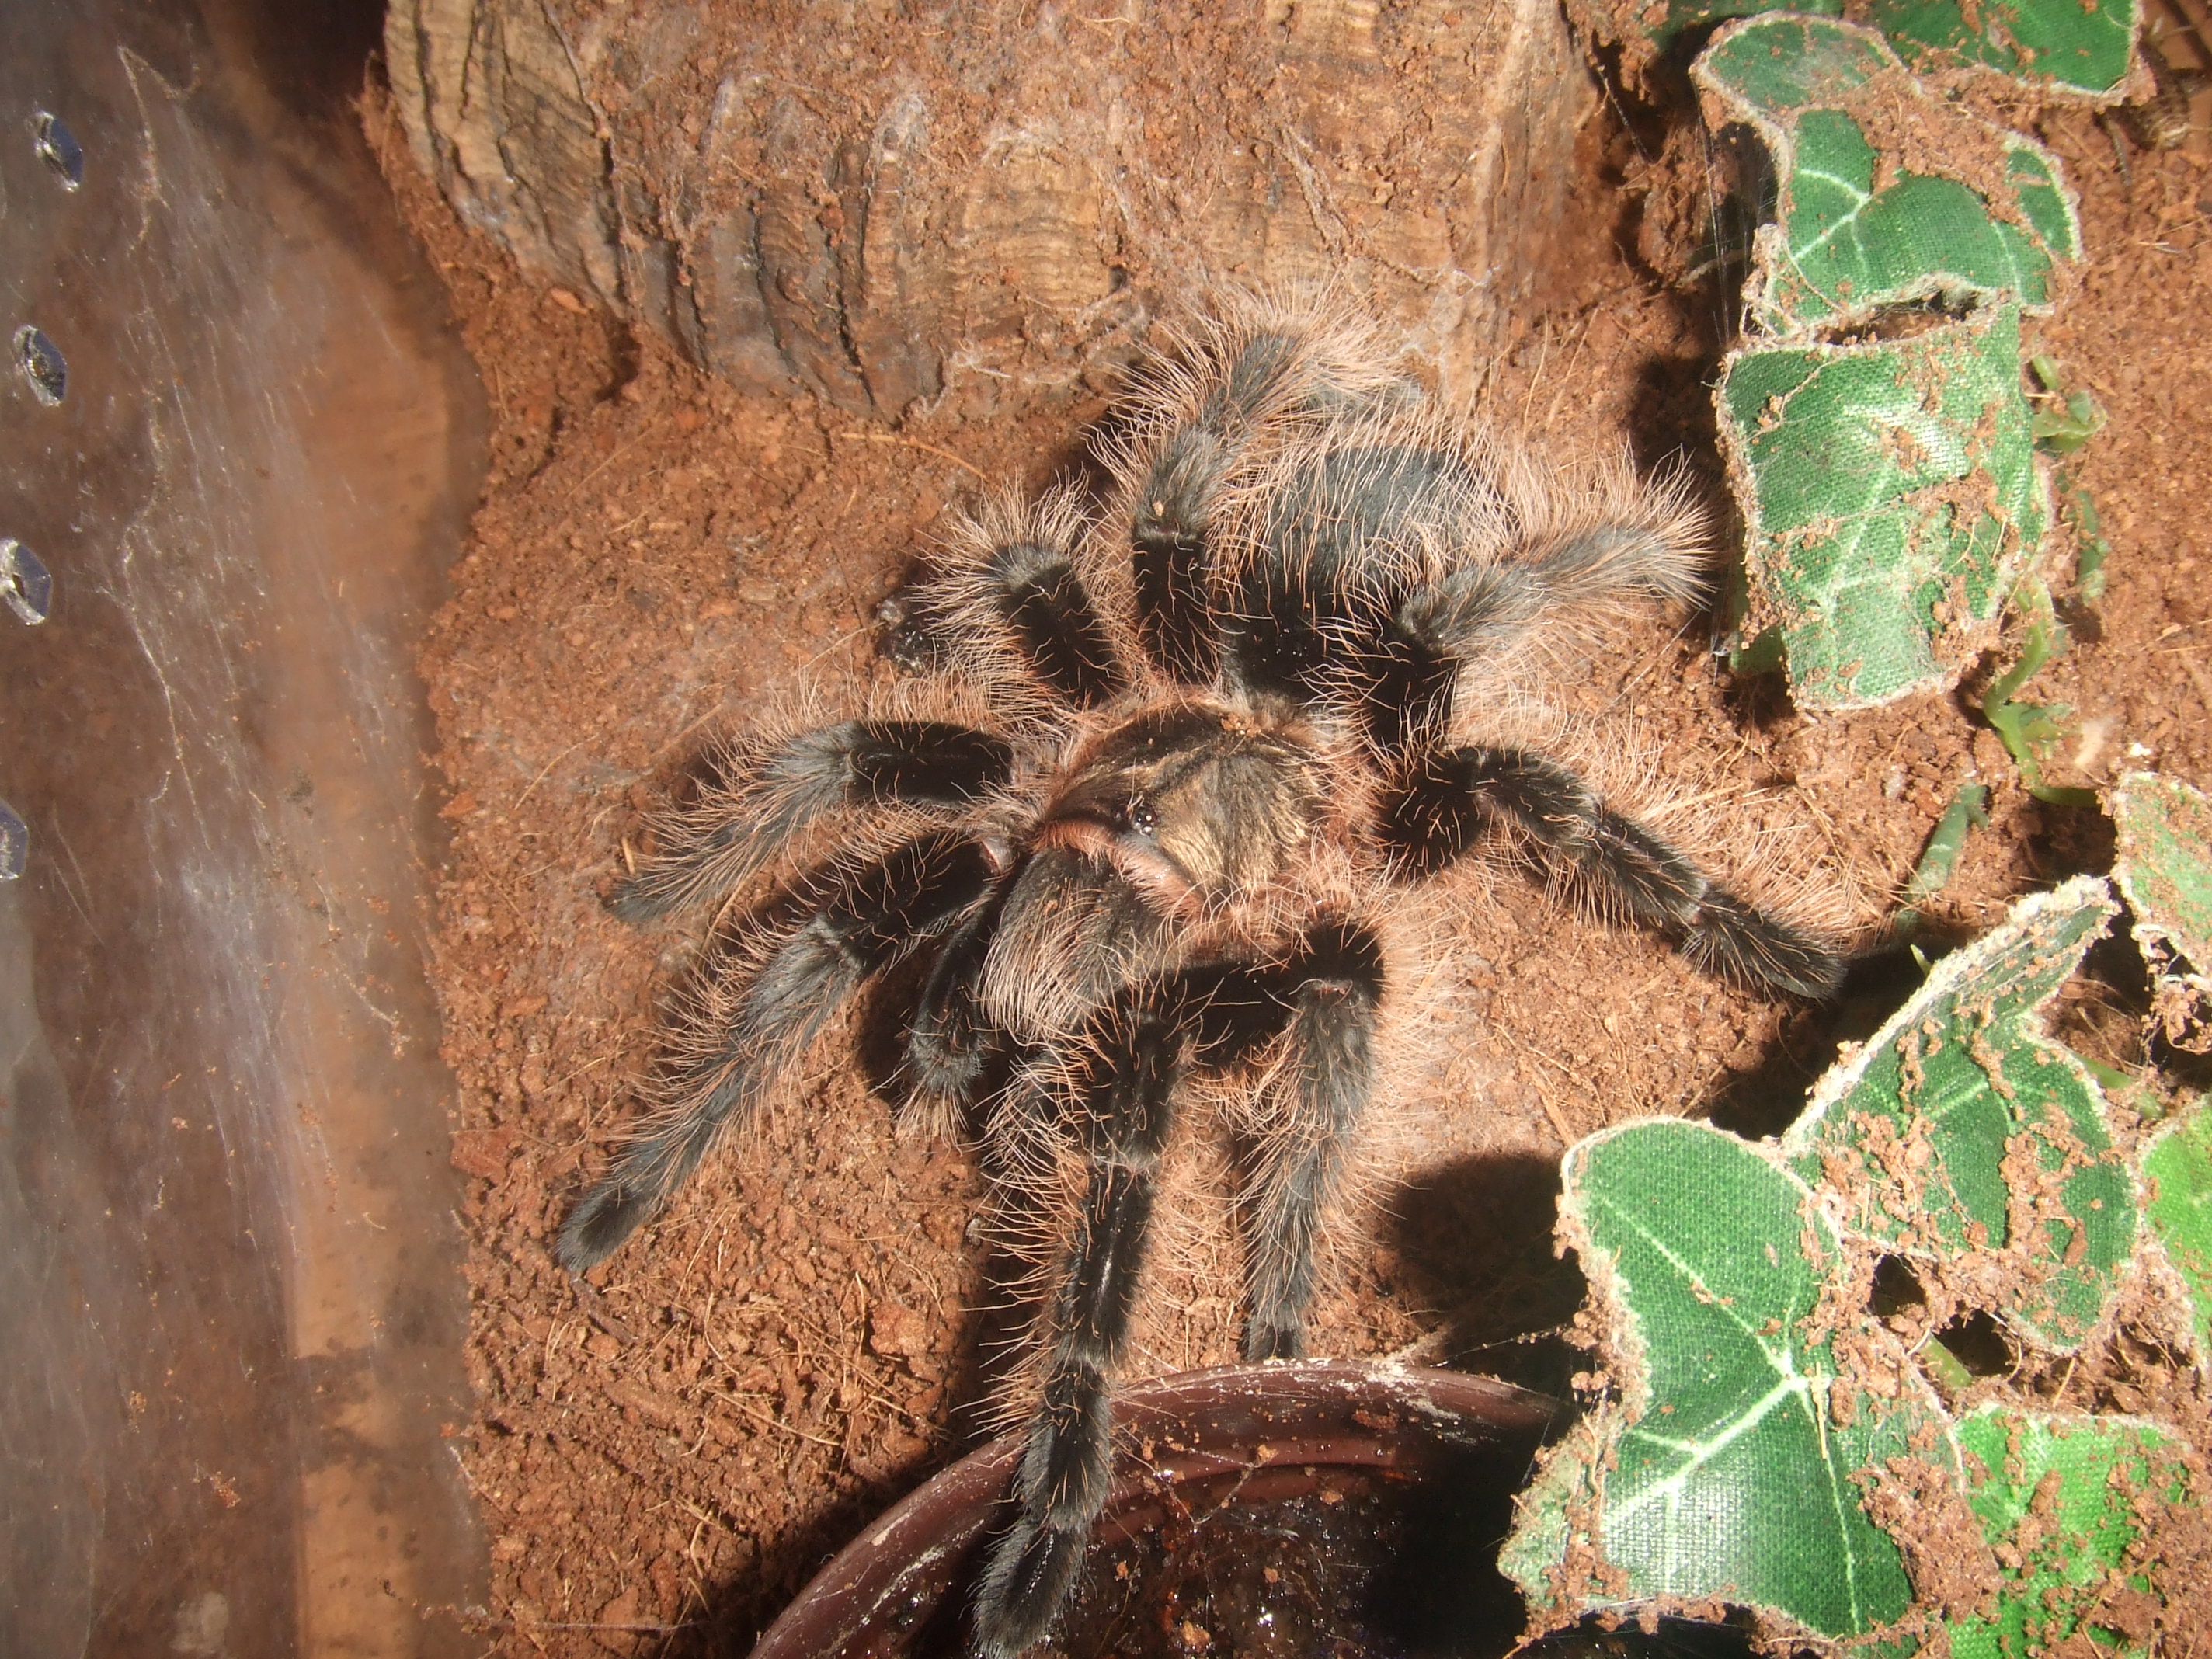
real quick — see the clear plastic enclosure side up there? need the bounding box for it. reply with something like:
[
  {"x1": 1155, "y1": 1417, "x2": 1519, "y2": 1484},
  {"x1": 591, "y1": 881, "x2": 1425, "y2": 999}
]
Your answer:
[{"x1": 0, "y1": 2, "x2": 487, "y2": 1652}]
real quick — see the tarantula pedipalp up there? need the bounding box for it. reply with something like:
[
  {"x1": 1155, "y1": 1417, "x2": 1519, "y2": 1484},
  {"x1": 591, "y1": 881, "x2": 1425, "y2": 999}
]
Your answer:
[{"x1": 555, "y1": 299, "x2": 1845, "y2": 1657}]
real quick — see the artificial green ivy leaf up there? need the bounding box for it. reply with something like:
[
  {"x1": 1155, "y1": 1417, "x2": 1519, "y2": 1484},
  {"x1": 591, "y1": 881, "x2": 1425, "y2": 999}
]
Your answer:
[
  {"x1": 2110, "y1": 772, "x2": 2212, "y2": 967},
  {"x1": 1782, "y1": 877, "x2": 2135, "y2": 1349},
  {"x1": 1949, "y1": 1405, "x2": 2180, "y2": 1657},
  {"x1": 1696, "y1": 16, "x2": 2080, "y2": 334},
  {"x1": 2142, "y1": 1104, "x2": 2212, "y2": 1362},
  {"x1": 2005, "y1": 146, "x2": 2084, "y2": 260},
  {"x1": 1860, "y1": 0, "x2": 2140, "y2": 96},
  {"x1": 1718, "y1": 302, "x2": 2047, "y2": 708},
  {"x1": 1566, "y1": 0, "x2": 2134, "y2": 94},
  {"x1": 2112, "y1": 772, "x2": 2212, "y2": 1052},
  {"x1": 1503, "y1": 1119, "x2": 1925, "y2": 1638}
]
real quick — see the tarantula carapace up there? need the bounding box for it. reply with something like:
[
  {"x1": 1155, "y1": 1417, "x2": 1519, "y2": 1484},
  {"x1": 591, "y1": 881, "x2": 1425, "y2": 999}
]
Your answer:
[{"x1": 555, "y1": 299, "x2": 1844, "y2": 1656}]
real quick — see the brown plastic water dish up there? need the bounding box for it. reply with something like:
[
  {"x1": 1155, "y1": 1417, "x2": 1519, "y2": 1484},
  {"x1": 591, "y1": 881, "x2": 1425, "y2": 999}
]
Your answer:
[{"x1": 750, "y1": 1362, "x2": 1562, "y2": 1659}]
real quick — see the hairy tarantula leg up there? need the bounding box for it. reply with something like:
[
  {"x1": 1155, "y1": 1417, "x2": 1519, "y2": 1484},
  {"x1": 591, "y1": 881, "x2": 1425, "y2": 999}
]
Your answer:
[
  {"x1": 1372, "y1": 523, "x2": 1706, "y2": 753},
  {"x1": 899, "y1": 873, "x2": 1016, "y2": 1136},
  {"x1": 1240, "y1": 918, "x2": 1386, "y2": 1362},
  {"x1": 973, "y1": 992, "x2": 1188, "y2": 1659},
  {"x1": 1379, "y1": 747, "x2": 1845, "y2": 1000},
  {"x1": 1224, "y1": 443, "x2": 1492, "y2": 712},
  {"x1": 1129, "y1": 424, "x2": 1230, "y2": 687},
  {"x1": 1126, "y1": 332, "x2": 1305, "y2": 686},
  {"x1": 1367, "y1": 566, "x2": 1544, "y2": 755},
  {"x1": 1676, "y1": 885, "x2": 1849, "y2": 1003},
  {"x1": 558, "y1": 833, "x2": 1000, "y2": 1271},
  {"x1": 988, "y1": 534, "x2": 1125, "y2": 709},
  {"x1": 608, "y1": 721, "x2": 1014, "y2": 923}
]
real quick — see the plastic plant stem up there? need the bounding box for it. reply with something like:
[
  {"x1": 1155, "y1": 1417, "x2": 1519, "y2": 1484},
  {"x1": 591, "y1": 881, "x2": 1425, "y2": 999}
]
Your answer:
[
  {"x1": 2056, "y1": 471, "x2": 2111, "y2": 603},
  {"x1": 1983, "y1": 580, "x2": 2098, "y2": 807},
  {"x1": 1898, "y1": 778, "x2": 1991, "y2": 935},
  {"x1": 1918, "y1": 1335, "x2": 1977, "y2": 1393}
]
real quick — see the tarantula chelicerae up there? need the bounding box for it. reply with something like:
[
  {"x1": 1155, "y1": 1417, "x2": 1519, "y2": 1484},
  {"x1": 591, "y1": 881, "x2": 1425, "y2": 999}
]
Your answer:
[{"x1": 556, "y1": 298, "x2": 1844, "y2": 1656}]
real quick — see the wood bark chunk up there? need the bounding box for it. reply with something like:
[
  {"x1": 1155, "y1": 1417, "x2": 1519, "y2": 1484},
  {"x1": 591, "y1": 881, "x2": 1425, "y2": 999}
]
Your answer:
[{"x1": 383, "y1": 0, "x2": 1589, "y2": 414}]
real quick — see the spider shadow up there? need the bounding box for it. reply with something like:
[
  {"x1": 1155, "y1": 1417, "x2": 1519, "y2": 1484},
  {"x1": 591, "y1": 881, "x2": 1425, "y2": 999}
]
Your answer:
[
  {"x1": 1382, "y1": 962, "x2": 1904, "y2": 1381},
  {"x1": 1380, "y1": 1152, "x2": 1590, "y2": 1400},
  {"x1": 639, "y1": 1490, "x2": 906, "y2": 1659}
]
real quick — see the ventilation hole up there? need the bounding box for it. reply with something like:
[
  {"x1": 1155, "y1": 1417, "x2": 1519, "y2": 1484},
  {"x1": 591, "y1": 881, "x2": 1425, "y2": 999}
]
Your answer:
[
  {"x1": 15, "y1": 327, "x2": 66, "y2": 405},
  {"x1": 1932, "y1": 1309, "x2": 2013, "y2": 1378},
  {"x1": 0, "y1": 802, "x2": 25, "y2": 881},
  {"x1": 32, "y1": 111, "x2": 83, "y2": 190},
  {"x1": 1868, "y1": 1254, "x2": 1927, "y2": 1320},
  {"x1": 0, "y1": 539, "x2": 53, "y2": 625}
]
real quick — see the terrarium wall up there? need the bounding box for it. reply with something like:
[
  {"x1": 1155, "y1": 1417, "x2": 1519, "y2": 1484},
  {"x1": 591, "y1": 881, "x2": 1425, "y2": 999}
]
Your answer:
[
  {"x1": 382, "y1": 0, "x2": 1592, "y2": 417},
  {"x1": 0, "y1": 1, "x2": 484, "y2": 1653}
]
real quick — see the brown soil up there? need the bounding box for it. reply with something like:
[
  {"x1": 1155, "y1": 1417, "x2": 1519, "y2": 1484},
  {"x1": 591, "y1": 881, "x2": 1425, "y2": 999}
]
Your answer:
[{"x1": 367, "y1": 56, "x2": 2212, "y2": 1659}]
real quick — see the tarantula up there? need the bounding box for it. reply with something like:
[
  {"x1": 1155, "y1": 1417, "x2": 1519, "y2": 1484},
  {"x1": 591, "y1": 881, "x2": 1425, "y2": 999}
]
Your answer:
[{"x1": 555, "y1": 298, "x2": 1844, "y2": 1657}]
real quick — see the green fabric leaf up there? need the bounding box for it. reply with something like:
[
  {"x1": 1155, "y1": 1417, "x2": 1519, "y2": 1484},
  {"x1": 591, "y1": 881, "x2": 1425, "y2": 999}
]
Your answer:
[
  {"x1": 2142, "y1": 1104, "x2": 2212, "y2": 1362},
  {"x1": 1861, "y1": 0, "x2": 2141, "y2": 95},
  {"x1": 1949, "y1": 1405, "x2": 2180, "y2": 1657},
  {"x1": 2111, "y1": 770, "x2": 2212, "y2": 974},
  {"x1": 2112, "y1": 770, "x2": 2212, "y2": 1053},
  {"x1": 1566, "y1": 0, "x2": 2134, "y2": 94},
  {"x1": 1655, "y1": 0, "x2": 1847, "y2": 51},
  {"x1": 1782, "y1": 877, "x2": 2135, "y2": 1350},
  {"x1": 1718, "y1": 303, "x2": 2047, "y2": 708},
  {"x1": 1504, "y1": 1119, "x2": 1924, "y2": 1637},
  {"x1": 1696, "y1": 16, "x2": 2081, "y2": 333},
  {"x1": 2008, "y1": 147, "x2": 2084, "y2": 263}
]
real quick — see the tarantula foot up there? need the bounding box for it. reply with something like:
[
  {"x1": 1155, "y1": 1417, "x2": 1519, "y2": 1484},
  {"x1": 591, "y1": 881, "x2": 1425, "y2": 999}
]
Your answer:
[
  {"x1": 875, "y1": 589, "x2": 949, "y2": 673},
  {"x1": 973, "y1": 1517, "x2": 1087, "y2": 1659},
  {"x1": 604, "y1": 872, "x2": 671, "y2": 926},
  {"x1": 555, "y1": 1174, "x2": 661, "y2": 1272},
  {"x1": 1688, "y1": 887, "x2": 1847, "y2": 1002},
  {"x1": 1241, "y1": 1319, "x2": 1306, "y2": 1362}
]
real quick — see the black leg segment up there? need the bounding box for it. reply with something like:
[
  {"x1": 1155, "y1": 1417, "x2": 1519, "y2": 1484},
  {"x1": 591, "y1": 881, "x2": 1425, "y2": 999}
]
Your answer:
[
  {"x1": 990, "y1": 539, "x2": 1125, "y2": 708},
  {"x1": 901, "y1": 871, "x2": 1015, "y2": 1128},
  {"x1": 1240, "y1": 917, "x2": 1385, "y2": 1362},
  {"x1": 972, "y1": 988, "x2": 1189, "y2": 1659},
  {"x1": 1379, "y1": 747, "x2": 1843, "y2": 999},
  {"x1": 609, "y1": 720, "x2": 1013, "y2": 922},
  {"x1": 1364, "y1": 564, "x2": 1549, "y2": 754},
  {"x1": 1131, "y1": 425, "x2": 1227, "y2": 687},
  {"x1": 559, "y1": 833, "x2": 1000, "y2": 1269},
  {"x1": 1125, "y1": 333, "x2": 1301, "y2": 689},
  {"x1": 1365, "y1": 511, "x2": 1702, "y2": 759},
  {"x1": 1222, "y1": 443, "x2": 1479, "y2": 708}
]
